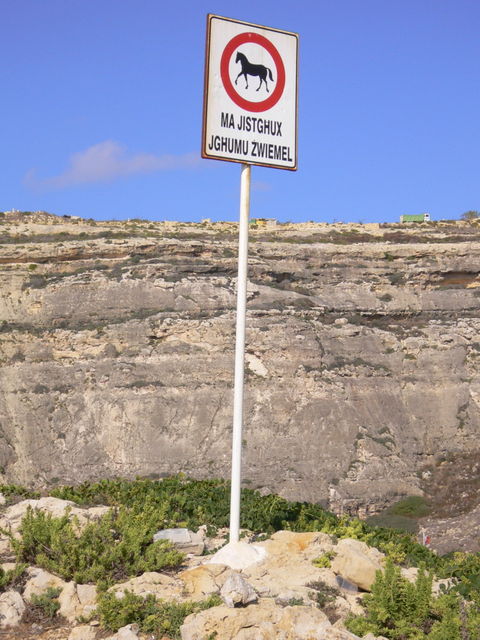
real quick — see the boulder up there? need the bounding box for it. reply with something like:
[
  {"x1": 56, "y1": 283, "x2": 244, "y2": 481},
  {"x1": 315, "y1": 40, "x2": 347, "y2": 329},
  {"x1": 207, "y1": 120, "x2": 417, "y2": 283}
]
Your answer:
[
  {"x1": 104, "y1": 623, "x2": 140, "y2": 640},
  {"x1": 220, "y1": 572, "x2": 257, "y2": 608},
  {"x1": 153, "y1": 528, "x2": 204, "y2": 555},
  {"x1": 0, "y1": 590, "x2": 25, "y2": 628},
  {"x1": 68, "y1": 624, "x2": 98, "y2": 640},
  {"x1": 0, "y1": 498, "x2": 77, "y2": 535},
  {"x1": 23, "y1": 568, "x2": 66, "y2": 602},
  {"x1": 180, "y1": 599, "x2": 360, "y2": 640},
  {"x1": 0, "y1": 497, "x2": 110, "y2": 542},
  {"x1": 277, "y1": 606, "x2": 354, "y2": 639},
  {"x1": 331, "y1": 538, "x2": 384, "y2": 591},
  {"x1": 243, "y1": 531, "x2": 334, "y2": 599},
  {"x1": 179, "y1": 564, "x2": 229, "y2": 598},
  {"x1": 58, "y1": 581, "x2": 97, "y2": 622},
  {"x1": 23, "y1": 569, "x2": 97, "y2": 622},
  {"x1": 77, "y1": 583, "x2": 98, "y2": 612},
  {"x1": 45, "y1": 580, "x2": 66, "y2": 623},
  {"x1": 267, "y1": 530, "x2": 331, "y2": 554}
]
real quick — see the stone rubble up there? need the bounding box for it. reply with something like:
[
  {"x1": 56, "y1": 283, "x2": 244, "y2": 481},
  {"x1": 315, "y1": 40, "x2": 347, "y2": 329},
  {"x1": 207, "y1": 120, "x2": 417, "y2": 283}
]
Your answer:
[{"x1": 0, "y1": 518, "x2": 402, "y2": 639}]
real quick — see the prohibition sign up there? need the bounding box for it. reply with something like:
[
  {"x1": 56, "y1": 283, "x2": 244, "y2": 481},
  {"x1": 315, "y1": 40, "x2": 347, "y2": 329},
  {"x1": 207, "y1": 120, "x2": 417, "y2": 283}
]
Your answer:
[{"x1": 220, "y1": 32, "x2": 286, "y2": 113}]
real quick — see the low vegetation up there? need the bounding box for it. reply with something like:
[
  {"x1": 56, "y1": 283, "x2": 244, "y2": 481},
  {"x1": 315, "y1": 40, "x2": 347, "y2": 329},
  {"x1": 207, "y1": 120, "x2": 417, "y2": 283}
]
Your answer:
[
  {"x1": 14, "y1": 504, "x2": 185, "y2": 585},
  {"x1": 0, "y1": 562, "x2": 27, "y2": 591},
  {"x1": 346, "y1": 559, "x2": 480, "y2": 639},
  {"x1": 97, "y1": 591, "x2": 221, "y2": 639},
  {"x1": 367, "y1": 495, "x2": 431, "y2": 534},
  {"x1": 1, "y1": 476, "x2": 479, "y2": 637},
  {"x1": 46, "y1": 476, "x2": 439, "y2": 571},
  {"x1": 30, "y1": 586, "x2": 62, "y2": 619}
]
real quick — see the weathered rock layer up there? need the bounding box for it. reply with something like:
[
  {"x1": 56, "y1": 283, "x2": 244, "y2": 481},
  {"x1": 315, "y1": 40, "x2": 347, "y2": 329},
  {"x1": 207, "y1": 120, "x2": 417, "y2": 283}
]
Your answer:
[{"x1": 1, "y1": 214, "x2": 479, "y2": 515}]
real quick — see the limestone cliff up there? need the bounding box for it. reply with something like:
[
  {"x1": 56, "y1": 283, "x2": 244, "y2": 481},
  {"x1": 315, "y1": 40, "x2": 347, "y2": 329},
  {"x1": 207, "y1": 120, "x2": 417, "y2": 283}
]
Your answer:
[{"x1": 1, "y1": 212, "x2": 479, "y2": 516}]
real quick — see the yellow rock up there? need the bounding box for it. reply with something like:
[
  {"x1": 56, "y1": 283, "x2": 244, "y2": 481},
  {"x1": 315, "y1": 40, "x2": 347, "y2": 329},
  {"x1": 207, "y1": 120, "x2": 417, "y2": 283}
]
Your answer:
[{"x1": 179, "y1": 564, "x2": 228, "y2": 598}]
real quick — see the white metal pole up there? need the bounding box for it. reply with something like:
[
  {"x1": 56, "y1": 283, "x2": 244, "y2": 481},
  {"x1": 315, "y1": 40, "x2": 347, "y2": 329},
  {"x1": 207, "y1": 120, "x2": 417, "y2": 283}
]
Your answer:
[{"x1": 229, "y1": 163, "x2": 251, "y2": 544}]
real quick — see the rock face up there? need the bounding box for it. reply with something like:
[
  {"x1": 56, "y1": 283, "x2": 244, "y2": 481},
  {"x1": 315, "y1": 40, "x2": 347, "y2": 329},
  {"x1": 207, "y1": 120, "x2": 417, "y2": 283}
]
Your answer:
[{"x1": 1, "y1": 213, "x2": 480, "y2": 515}]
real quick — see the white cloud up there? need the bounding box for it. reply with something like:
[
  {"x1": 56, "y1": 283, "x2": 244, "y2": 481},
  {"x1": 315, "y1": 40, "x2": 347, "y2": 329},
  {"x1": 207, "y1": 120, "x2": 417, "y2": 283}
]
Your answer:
[{"x1": 25, "y1": 140, "x2": 202, "y2": 190}]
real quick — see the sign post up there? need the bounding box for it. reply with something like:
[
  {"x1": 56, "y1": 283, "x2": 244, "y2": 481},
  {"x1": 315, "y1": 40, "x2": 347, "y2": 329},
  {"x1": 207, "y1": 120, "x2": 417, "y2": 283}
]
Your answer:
[
  {"x1": 202, "y1": 14, "x2": 298, "y2": 546},
  {"x1": 229, "y1": 162, "x2": 250, "y2": 543}
]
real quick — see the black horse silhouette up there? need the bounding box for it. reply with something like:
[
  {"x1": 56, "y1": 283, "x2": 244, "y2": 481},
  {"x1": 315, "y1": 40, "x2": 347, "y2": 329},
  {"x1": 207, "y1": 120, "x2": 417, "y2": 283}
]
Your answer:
[{"x1": 234, "y1": 51, "x2": 274, "y2": 93}]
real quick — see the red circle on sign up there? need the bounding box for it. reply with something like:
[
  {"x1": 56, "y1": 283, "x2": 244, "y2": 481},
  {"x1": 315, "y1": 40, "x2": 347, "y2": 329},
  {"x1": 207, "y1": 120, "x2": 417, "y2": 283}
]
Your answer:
[{"x1": 220, "y1": 32, "x2": 285, "y2": 113}]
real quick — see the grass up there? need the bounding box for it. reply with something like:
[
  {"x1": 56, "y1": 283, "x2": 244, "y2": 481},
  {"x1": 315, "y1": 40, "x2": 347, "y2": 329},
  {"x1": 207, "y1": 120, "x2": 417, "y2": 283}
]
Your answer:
[{"x1": 366, "y1": 496, "x2": 431, "y2": 534}]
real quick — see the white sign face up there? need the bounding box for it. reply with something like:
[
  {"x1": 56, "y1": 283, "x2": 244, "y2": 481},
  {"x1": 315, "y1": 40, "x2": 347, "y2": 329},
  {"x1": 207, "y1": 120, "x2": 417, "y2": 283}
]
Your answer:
[{"x1": 202, "y1": 15, "x2": 298, "y2": 170}]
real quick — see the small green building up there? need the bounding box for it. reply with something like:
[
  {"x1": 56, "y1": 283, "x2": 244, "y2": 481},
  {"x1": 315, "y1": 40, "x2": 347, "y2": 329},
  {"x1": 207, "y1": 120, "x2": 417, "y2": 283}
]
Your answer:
[{"x1": 400, "y1": 213, "x2": 430, "y2": 223}]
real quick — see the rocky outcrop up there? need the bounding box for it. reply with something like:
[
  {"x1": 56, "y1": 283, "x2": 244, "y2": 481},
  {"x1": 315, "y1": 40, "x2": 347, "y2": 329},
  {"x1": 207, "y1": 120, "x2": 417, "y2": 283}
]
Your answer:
[
  {"x1": 0, "y1": 497, "x2": 110, "y2": 555},
  {"x1": 1, "y1": 214, "x2": 480, "y2": 515},
  {"x1": 0, "y1": 519, "x2": 449, "y2": 639},
  {"x1": 180, "y1": 600, "x2": 352, "y2": 640}
]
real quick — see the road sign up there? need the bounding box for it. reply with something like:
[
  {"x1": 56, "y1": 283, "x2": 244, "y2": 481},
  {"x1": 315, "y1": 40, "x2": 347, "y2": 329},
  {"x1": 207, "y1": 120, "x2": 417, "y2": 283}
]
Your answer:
[{"x1": 202, "y1": 14, "x2": 298, "y2": 170}]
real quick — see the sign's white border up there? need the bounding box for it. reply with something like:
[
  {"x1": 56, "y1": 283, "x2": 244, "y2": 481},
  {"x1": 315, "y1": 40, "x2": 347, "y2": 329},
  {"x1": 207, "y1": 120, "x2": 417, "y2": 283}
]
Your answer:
[{"x1": 202, "y1": 14, "x2": 299, "y2": 171}]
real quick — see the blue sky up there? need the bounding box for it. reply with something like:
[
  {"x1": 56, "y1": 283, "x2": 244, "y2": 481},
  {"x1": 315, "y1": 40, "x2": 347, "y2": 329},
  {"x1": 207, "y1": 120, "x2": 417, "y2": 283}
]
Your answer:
[{"x1": 1, "y1": 0, "x2": 479, "y2": 223}]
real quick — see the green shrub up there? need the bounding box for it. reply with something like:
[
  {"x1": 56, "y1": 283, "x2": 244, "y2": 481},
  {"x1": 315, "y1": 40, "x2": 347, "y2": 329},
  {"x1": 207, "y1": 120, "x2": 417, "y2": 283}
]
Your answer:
[
  {"x1": 15, "y1": 504, "x2": 184, "y2": 584},
  {"x1": 0, "y1": 483, "x2": 40, "y2": 505},
  {"x1": 30, "y1": 587, "x2": 61, "y2": 618},
  {"x1": 346, "y1": 559, "x2": 480, "y2": 639},
  {"x1": 312, "y1": 550, "x2": 336, "y2": 568},
  {"x1": 49, "y1": 476, "x2": 440, "y2": 570},
  {"x1": 0, "y1": 563, "x2": 27, "y2": 592},
  {"x1": 97, "y1": 590, "x2": 221, "y2": 639},
  {"x1": 50, "y1": 476, "x2": 329, "y2": 534},
  {"x1": 9, "y1": 476, "x2": 480, "y2": 611},
  {"x1": 366, "y1": 496, "x2": 431, "y2": 540},
  {"x1": 286, "y1": 597, "x2": 305, "y2": 606},
  {"x1": 437, "y1": 552, "x2": 480, "y2": 605},
  {"x1": 346, "y1": 559, "x2": 433, "y2": 638}
]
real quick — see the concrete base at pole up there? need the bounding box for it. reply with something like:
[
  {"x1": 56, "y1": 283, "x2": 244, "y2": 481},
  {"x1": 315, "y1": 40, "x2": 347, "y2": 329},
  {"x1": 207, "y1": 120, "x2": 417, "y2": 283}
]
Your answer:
[{"x1": 206, "y1": 541, "x2": 267, "y2": 570}]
